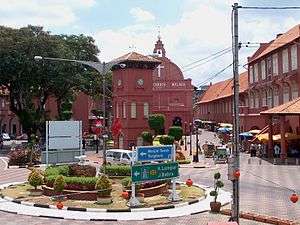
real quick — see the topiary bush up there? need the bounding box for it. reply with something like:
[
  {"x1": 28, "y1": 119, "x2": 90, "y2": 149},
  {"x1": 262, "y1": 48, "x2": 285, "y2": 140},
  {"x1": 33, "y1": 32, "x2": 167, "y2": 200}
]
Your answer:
[
  {"x1": 8, "y1": 148, "x2": 40, "y2": 166},
  {"x1": 28, "y1": 169, "x2": 43, "y2": 190},
  {"x1": 148, "y1": 114, "x2": 165, "y2": 135},
  {"x1": 121, "y1": 177, "x2": 132, "y2": 189},
  {"x1": 101, "y1": 165, "x2": 131, "y2": 177},
  {"x1": 209, "y1": 172, "x2": 224, "y2": 203},
  {"x1": 168, "y1": 126, "x2": 183, "y2": 141},
  {"x1": 141, "y1": 131, "x2": 153, "y2": 145},
  {"x1": 53, "y1": 175, "x2": 65, "y2": 193},
  {"x1": 159, "y1": 135, "x2": 175, "y2": 145},
  {"x1": 69, "y1": 164, "x2": 96, "y2": 177},
  {"x1": 95, "y1": 175, "x2": 112, "y2": 197}
]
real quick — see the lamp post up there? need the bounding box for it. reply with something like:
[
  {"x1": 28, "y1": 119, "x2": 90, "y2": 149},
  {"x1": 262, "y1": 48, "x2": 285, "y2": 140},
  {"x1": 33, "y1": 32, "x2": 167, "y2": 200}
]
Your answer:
[
  {"x1": 194, "y1": 128, "x2": 199, "y2": 162},
  {"x1": 34, "y1": 56, "x2": 125, "y2": 166},
  {"x1": 184, "y1": 122, "x2": 187, "y2": 151},
  {"x1": 189, "y1": 122, "x2": 192, "y2": 156}
]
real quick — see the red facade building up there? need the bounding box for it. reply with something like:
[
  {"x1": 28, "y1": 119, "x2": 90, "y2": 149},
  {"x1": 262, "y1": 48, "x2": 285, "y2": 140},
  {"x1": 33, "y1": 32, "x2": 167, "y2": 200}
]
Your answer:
[{"x1": 112, "y1": 37, "x2": 193, "y2": 149}]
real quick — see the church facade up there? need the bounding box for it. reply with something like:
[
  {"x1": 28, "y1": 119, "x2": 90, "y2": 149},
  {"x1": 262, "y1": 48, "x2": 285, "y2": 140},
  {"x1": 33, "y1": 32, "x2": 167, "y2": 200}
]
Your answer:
[{"x1": 112, "y1": 37, "x2": 193, "y2": 149}]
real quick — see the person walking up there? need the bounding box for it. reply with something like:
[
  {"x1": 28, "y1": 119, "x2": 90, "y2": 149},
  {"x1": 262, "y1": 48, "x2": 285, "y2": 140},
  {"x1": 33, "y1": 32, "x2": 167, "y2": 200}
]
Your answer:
[{"x1": 274, "y1": 144, "x2": 280, "y2": 158}]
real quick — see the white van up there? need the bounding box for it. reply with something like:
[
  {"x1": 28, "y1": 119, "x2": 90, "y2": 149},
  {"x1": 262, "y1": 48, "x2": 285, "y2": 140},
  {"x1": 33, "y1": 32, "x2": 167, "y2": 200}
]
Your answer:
[{"x1": 106, "y1": 149, "x2": 133, "y2": 165}]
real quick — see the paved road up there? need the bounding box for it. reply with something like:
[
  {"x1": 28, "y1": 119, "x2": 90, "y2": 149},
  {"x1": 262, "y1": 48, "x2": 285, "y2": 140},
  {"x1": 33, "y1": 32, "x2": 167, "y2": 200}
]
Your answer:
[{"x1": 0, "y1": 129, "x2": 299, "y2": 224}]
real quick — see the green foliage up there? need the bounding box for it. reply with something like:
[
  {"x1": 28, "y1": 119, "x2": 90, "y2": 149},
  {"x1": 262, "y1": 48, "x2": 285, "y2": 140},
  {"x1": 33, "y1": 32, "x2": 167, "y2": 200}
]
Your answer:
[
  {"x1": 28, "y1": 169, "x2": 43, "y2": 190},
  {"x1": 159, "y1": 135, "x2": 175, "y2": 145},
  {"x1": 101, "y1": 165, "x2": 131, "y2": 177},
  {"x1": 141, "y1": 131, "x2": 153, "y2": 145},
  {"x1": 121, "y1": 177, "x2": 132, "y2": 189},
  {"x1": 95, "y1": 175, "x2": 112, "y2": 197},
  {"x1": 148, "y1": 114, "x2": 165, "y2": 135},
  {"x1": 210, "y1": 172, "x2": 224, "y2": 202},
  {"x1": 45, "y1": 175, "x2": 98, "y2": 187},
  {"x1": 44, "y1": 165, "x2": 70, "y2": 177},
  {"x1": 53, "y1": 175, "x2": 65, "y2": 193},
  {"x1": 0, "y1": 25, "x2": 100, "y2": 136},
  {"x1": 168, "y1": 126, "x2": 183, "y2": 141}
]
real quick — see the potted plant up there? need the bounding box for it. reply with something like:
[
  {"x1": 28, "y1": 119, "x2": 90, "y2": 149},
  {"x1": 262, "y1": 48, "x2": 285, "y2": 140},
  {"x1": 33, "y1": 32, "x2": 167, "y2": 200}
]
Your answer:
[
  {"x1": 209, "y1": 172, "x2": 224, "y2": 213},
  {"x1": 28, "y1": 169, "x2": 44, "y2": 196},
  {"x1": 95, "y1": 174, "x2": 112, "y2": 204}
]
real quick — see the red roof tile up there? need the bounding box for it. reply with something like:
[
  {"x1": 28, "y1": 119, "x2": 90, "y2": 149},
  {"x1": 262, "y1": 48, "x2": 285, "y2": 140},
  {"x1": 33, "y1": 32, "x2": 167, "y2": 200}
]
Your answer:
[
  {"x1": 113, "y1": 52, "x2": 161, "y2": 63},
  {"x1": 198, "y1": 71, "x2": 248, "y2": 103},
  {"x1": 249, "y1": 24, "x2": 300, "y2": 63},
  {"x1": 261, "y1": 97, "x2": 300, "y2": 115}
]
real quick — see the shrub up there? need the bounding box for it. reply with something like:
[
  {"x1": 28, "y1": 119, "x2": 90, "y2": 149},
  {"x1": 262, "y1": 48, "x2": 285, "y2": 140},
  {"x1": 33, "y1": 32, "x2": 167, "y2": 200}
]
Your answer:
[
  {"x1": 168, "y1": 126, "x2": 183, "y2": 141},
  {"x1": 177, "y1": 159, "x2": 191, "y2": 164},
  {"x1": 159, "y1": 135, "x2": 174, "y2": 145},
  {"x1": 69, "y1": 164, "x2": 96, "y2": 177},
  {"x1": 141, "y1": 131, "x2": 153, "y2": 145},
  {"x1": 28, "y1": 169, "x2": 43, "y2": 190},
  {"x1": 95, "y1": 175, "x2": 112, "y2": 197},
  {"x1": 44, "y1": 165, "x2": 70, "y2": 177},
  {"x1": 101, "y1": 165, "x2": 131, "y2": 176},
  {"x1": 148, "y1": 114, "x2": 165, "y2": 135},
  {"x1": 8, "y1": 149, "x2": 40, "y2": 166},
  {"x1": 45, "y1": 175, "x2": 97, "y2": 191},
  {"x1": 53, "y1": 175, "x2": 65, "y2": 193},
  {"x1": 121, "y1": 177, "x2": 132, "y2": 189}
]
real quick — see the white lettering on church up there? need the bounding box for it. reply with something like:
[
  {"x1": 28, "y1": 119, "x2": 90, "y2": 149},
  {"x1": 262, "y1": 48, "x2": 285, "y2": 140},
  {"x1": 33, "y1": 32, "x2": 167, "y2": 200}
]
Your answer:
[
  {"x1": 153, "y1": 82, "x2": 167, "y2": 87},
  {"x1": 171, "y1": 82, "x2": 186, "y2": 87}
]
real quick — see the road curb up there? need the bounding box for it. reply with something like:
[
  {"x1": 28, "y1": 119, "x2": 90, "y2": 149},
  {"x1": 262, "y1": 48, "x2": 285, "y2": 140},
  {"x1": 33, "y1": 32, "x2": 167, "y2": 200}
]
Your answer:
[{"x1": 220, "y1": 209, "x2": 299, "y2": 225}]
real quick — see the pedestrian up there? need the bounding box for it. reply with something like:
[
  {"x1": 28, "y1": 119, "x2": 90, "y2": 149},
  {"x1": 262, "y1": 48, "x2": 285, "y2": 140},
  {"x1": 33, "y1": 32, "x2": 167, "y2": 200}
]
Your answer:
[
  {"x1": 274, "y1": 144, "x2": 280, "y2": 158},
  {"x1": 250, "y1": 143, "x2": 256, "y2": 157}
]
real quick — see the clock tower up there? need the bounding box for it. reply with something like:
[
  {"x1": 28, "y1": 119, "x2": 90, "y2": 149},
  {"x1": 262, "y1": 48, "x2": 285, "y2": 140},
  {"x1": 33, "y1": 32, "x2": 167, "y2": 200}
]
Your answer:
[{"x1": 112, "y1": 52, "x2": 161, "y2": 149}]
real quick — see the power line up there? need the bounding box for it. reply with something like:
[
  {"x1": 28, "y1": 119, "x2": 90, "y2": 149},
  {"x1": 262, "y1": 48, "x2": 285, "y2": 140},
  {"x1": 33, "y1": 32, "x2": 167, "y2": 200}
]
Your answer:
[
  {"x1": 197, "y1": 63, "x2": 233, "y2": 87},
  {"x1": 241, "y1": 6, "x2": 300, "y2": 10}
]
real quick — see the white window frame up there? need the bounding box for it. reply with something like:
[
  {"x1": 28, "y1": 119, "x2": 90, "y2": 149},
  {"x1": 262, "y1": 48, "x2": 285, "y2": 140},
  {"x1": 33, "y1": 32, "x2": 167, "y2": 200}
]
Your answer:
[
  {"x1": 261, "y1": 91, "x2": 267, "y2": 106},
  {"x1": 291, "y1": 44, "x2": 298, "y2": 71},
  {"x1": 130, "y1": 102, "x2": 136, "y2": 118},
  {"x1": 143, "y1": 102, "x2": 149, "y2": 118},
  {"x1": 254, "y1": 64, "x2": 258, "y2": 82},
  {"x1": 254, "y1": 92, "x2": 259, "y2": 108},
  {"x1": 272, "y1": 53, "x2": 278, "y2": 75},
  {"x1": 261, "y1": 60, "x2": 266, "y2": 80},
  {"x1": 122, "y1": 102, "x2": 126, "y2": 118},
  {"x1": 267, "y1": 89, "x2": 273, "y2": 108},
  {"x1": 282, "y1": 49, "x2": 289, "y2": 73}
]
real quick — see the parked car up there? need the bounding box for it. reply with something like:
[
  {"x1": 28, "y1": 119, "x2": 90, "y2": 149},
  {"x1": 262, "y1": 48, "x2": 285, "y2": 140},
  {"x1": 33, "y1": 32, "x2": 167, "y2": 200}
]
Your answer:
[
  {"x1": 106, "y1": 149, "x2": 133, "y2": 165},
  {"x1": 213, "y1": 146, "x2": 229, "y2": 164},
  {"x1": 2, "y1": 133, "x2": 10, "y2": 141}
]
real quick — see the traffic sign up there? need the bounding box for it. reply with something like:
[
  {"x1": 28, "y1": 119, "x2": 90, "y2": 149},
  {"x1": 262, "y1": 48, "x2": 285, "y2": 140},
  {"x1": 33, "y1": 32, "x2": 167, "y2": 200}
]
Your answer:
[
  {"x1": 131, "y1": 162, "x2": 179, "y2": 182},
  {"x1": 136, "y1": 145, "x2": 173, "y2": 162}
]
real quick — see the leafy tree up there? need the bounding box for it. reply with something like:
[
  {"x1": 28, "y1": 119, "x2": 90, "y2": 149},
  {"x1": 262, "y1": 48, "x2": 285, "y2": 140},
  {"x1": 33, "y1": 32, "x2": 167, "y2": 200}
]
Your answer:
[
  {"x1": 159, "y1": 135, "x2": 174, "y2": 145},
  {"x1": 148, "y1": 114, "x2": 165, "y2": 135},
  {"x1": 28, "y1": 169, "x2": 43, "y2": 190},
  {"x1": 141, "y1": 131, "x2": 153, "y2": 145},
  {"x1": 168, "y1": 126, "x2": 183, "y2": 141},
  {"x1": 0, "y1": 25, "x2": 102, "y2": 139}
]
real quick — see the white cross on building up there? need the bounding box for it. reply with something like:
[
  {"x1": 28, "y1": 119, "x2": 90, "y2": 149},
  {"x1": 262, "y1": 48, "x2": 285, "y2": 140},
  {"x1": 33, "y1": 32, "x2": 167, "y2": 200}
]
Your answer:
[{"x1": 157, "y1": 64, "x2": 164, "y2": 78}]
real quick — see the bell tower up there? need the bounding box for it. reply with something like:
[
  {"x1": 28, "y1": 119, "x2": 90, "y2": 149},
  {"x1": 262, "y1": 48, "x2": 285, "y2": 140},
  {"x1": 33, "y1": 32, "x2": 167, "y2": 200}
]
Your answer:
[
  {"x1": 153, "y1": 34, "x2": 166, "y2": 58},
  {"x1": 112, "y1": 52, "x2": 161, "y2": 149}
]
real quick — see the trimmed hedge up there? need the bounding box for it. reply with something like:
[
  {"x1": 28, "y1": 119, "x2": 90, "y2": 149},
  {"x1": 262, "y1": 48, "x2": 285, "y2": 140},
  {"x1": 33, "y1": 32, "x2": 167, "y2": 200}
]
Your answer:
[
  {"x1": 101, "y1": 165, "x2": 131, "y2": 177},
  {"x1": 45, "y1": 175, "x2": 98, "y2": 190},
  {"x1": 44, "y1": 165, "x2": 70, "y2": 177}
]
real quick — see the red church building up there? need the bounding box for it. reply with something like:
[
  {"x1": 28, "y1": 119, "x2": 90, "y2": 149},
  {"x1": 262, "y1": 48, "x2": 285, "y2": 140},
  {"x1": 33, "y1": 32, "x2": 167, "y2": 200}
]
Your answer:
[{"x1": 112, "y1": 37, "x2": 193, "y2": 149}]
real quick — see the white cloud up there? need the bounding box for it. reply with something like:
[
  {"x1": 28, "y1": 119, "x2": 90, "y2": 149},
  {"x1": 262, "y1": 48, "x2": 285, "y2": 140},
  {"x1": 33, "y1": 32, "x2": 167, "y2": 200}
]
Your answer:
[
  {"x1": 0, "y1": 0, "x2": 95, "y2": 28},
  {"x1": 130, "y1": 7, "x2": 155, "y2": 23}
]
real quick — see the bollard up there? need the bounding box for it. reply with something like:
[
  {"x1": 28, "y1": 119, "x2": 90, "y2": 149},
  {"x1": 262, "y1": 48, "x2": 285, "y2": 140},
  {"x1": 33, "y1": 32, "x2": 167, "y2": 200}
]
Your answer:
[
  {"x1": 248, "y1": 158, "x2": 251, "y2": 164},
  {"x1": 259, "y1": 159, "x2": 262, "y2": 165}
]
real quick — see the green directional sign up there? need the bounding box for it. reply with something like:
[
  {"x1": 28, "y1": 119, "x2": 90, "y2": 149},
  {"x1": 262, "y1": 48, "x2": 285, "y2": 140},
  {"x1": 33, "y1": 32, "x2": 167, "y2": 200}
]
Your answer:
[{"x1": 131, "y1": 162, "x2": 179, "y2": 183}]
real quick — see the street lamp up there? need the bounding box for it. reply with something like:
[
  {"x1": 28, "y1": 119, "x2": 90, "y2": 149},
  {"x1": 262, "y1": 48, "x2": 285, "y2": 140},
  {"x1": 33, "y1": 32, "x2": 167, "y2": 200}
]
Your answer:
[
  {"x1": 189, "y1": 122, "x2": 192, "y2": 156},
  {"x1": 34, "y1": 55, "x2": 125, "y2": 166},
  {"x1": 184, "y1": 122, "x2": 187, "y2": 151}
]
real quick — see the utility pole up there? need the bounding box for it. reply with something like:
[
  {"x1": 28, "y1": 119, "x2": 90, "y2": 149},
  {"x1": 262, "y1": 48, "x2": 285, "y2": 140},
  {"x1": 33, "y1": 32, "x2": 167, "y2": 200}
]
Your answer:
[
  {"x1": 102, "y1": 62, "x2": 107, "y2": 165},
  {"x1": 231, "y1": 2, "x2": 240, "y2": 223}
]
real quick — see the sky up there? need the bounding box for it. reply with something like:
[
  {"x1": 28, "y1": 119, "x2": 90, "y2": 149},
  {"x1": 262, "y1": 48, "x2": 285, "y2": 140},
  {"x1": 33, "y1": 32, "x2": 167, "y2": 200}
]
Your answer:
[{"x1": 1, "y1": 0, "x2": 300, "y2": 87}]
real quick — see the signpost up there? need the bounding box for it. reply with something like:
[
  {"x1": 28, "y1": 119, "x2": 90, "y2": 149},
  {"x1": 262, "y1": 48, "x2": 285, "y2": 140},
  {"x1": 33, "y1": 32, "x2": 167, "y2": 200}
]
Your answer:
[
  {"x1": 136, "y1": 145, "x2": 172, "y2": 162},
  {"x1": 132, "y1": 162, "x2": 178, "y2": 182},
  {"x1": 129, "y1": 145, "x2": 180, "y2": 207}
]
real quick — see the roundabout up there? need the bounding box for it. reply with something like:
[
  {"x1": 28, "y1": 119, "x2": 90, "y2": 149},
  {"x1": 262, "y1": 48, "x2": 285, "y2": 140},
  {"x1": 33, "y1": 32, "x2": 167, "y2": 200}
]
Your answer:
[{"x1": 0, "y1": 181, "x2": 231, "y2": 221}]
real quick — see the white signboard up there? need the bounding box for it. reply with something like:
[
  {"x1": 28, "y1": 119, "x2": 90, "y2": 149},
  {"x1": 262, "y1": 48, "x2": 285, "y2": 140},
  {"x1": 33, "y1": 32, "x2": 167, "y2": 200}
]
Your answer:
[{"x1": 45, "y1": 121, "x2": 82, "y2": 165}]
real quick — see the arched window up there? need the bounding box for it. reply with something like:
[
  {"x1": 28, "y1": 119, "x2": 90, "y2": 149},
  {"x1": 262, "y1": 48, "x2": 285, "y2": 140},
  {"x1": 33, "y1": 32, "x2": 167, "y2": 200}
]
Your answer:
[
  {"x1": 273, "y1": 86, "x2": 279, "y2": 107},
  {"x1": 267, "y1": 88, "x2": 273, "y2": 108},
  {"x1": 261, "y1": 90, "x2": 267, "y2": 106},
  {"x1": 283, "y1": 84, "x2": 290, "y2": 103},
  {"x1": 291, "y1": 82, "x2": 299, "y2": 100}
]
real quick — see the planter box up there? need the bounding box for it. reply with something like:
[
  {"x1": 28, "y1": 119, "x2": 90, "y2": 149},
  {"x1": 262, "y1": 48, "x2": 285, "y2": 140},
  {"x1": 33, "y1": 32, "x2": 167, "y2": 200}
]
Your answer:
[
  {"x1": 126, "y1": 183, "x2": 168, "y2": 197},
  {"x1": 96, "y1": 196, "x2": 112, "y2": 205}
]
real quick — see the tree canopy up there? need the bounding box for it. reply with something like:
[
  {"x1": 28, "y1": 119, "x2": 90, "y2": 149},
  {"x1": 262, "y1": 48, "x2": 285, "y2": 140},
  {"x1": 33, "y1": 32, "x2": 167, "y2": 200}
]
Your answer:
[{"x1": 0, "y1": 25, "x2": 104, "y2": 138}]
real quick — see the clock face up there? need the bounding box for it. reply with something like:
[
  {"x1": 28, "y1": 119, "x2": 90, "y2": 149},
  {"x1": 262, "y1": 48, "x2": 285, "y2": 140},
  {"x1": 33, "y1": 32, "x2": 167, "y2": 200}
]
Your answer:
[
  {"x1": 137, "y1": 78, "x2": 144, "y2": 86},
  {"x1": 117, "y1": 79, "x2": 122, "y2": 86}
]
